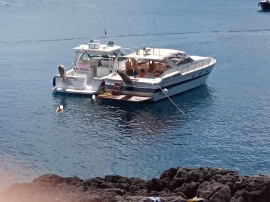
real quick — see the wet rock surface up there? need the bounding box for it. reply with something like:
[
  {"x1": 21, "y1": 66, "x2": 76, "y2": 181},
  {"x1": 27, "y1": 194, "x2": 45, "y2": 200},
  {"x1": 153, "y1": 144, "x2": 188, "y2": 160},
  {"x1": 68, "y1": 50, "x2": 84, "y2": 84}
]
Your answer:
[{"x1": 0, "y1": 166, "x2": 269, "y2": 202}]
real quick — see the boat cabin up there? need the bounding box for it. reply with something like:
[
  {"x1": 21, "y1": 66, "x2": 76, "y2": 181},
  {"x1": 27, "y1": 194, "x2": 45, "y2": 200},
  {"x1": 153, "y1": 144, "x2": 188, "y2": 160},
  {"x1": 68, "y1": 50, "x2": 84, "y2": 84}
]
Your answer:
[
  {"x1": 73, "y1": 40, "x2": 125, "y2": 78},
  {"x1": 123, "y1": 47, "x2": 191, "y2": 78}
]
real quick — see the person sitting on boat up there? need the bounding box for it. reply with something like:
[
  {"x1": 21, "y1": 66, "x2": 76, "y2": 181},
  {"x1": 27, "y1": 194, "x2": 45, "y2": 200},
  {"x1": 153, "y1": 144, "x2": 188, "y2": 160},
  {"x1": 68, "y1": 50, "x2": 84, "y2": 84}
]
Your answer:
[
  {"x1": 130, "y1": 58, "x2": 139, "y2": 78},
  {"x1": 133, "y1": 68, "x2": 138, "y2": 78},
  {"x1": 56, "y1": 105, "x2": 64, "y2": 112},
  {"x1": 125, "y1": 59, "x2": 133, "y2": 76},
  {"x1": 140, "y1": 69, "x2": 146, "y2": 77},
  {"x1": 148, "y1": 60, "x2": 156, "y2": 73},
  {"x1": 130, "y1": 58, "x2": 138, "y2": 69}
]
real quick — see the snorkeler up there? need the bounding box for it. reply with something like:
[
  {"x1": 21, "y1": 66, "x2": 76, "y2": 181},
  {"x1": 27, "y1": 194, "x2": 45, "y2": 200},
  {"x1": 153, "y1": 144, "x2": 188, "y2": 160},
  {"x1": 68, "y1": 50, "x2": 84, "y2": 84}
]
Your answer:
[{"x1": 56, "y1": 105, "x2": 64, "y2": 112}]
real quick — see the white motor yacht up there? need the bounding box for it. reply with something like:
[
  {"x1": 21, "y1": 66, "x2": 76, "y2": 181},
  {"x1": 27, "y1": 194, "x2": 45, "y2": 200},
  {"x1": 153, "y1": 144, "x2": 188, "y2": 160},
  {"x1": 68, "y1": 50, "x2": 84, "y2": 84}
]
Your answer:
[
  {"x1": 52, "y1": 40, "x2": 127, "y2": 95},
  {"x1": 99, "y1": 46, "x2": 216, "y2": 102}
]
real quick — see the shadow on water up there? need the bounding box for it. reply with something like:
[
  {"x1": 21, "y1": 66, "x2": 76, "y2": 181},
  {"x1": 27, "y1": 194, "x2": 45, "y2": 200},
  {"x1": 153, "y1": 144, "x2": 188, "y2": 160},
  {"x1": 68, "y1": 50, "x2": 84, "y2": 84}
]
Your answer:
[{"x1": 51, "y1": 84, "x2": 213, "y2": 135}]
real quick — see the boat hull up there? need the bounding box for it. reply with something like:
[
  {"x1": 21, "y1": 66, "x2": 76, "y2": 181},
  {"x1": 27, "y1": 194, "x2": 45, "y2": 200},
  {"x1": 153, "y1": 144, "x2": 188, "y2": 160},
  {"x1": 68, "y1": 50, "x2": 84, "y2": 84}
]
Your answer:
[
  {"x1": 52, "y1": 76, "x2": 104, "y2": 95},
  {"x1": 259, "y1": 1, "x2": 270, "y2": 10},
  {"x1": 52, "y1": 87, "x2": 99, "y2": 95},
  {"x1": 105, "y1": 63, "x2": 215, "y2": 102}
]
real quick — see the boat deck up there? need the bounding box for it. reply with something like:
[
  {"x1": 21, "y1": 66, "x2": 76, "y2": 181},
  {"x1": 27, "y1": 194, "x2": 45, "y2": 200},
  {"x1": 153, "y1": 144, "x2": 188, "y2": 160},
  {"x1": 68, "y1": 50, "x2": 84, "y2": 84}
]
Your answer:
[{"x1": 98, "y1": 95, "x2": 152, "y2": 102}]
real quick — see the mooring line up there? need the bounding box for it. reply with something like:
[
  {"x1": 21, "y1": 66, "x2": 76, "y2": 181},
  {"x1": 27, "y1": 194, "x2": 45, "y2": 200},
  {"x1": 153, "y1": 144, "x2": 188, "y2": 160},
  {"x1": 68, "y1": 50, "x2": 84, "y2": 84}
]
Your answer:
[{"x1": 155, "y1": 82, "x2": 185, "y2": 114}]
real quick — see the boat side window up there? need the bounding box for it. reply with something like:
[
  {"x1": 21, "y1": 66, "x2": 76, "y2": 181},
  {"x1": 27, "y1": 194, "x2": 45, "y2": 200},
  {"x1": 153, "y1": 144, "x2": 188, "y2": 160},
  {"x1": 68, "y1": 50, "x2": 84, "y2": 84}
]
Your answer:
[
  {"x1": 177, "y1": 57, "x2": 194, "y2": 65},
  {"x1": 185, "y1": 57, "x2": 194, "y2": 63},
  {"x1": 81, "y1": 53, "x2": 91, "y2": 61}
]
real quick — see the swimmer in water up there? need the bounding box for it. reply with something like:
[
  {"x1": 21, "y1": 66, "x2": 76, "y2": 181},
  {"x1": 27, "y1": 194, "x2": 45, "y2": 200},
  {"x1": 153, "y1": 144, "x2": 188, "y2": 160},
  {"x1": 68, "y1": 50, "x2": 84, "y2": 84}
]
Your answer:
[
  {"x1": 91, "y1": 95, "x2": 97, "y2": 101},
  {"x1": 56, "y1": 105, "x2": 64, "y2": 112}
]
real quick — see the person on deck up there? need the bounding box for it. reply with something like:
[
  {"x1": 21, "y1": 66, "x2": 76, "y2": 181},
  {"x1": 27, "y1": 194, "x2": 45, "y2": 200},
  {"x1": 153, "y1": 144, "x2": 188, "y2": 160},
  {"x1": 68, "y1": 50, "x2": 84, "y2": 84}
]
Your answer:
[
  {"x1": 125, "y1": 59, "x2": 133, "y2": 76},
  {"x1": 140, "y1": 69, "x2": 146, "y2": 77},
  {"x1": 130, "y1": 58, "x2": 138, "y2": 78},
  {"x1": 148, "y1": 60, "x2": 156, "y2": 73}
]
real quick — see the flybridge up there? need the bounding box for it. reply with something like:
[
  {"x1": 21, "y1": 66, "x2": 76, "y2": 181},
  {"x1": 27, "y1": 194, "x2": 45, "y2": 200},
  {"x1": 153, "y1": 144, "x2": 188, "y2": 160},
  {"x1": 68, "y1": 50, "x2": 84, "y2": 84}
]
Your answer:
[{"x1": 73, "y1": 40, "x2": 122, "y2": 54}]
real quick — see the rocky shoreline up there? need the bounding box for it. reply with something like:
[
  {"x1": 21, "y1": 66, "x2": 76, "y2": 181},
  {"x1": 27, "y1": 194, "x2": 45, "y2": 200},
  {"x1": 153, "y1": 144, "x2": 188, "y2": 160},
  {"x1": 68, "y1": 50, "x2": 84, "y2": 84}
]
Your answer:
[{"x1": 0, "y1": 166, "x2": 269, "y2": 202}]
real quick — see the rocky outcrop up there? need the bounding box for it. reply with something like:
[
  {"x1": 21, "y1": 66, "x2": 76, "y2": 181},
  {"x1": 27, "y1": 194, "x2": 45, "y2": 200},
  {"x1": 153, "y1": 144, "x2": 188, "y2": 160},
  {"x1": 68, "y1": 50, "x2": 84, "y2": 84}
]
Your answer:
[{"x1": 0, "y1": 166, "x2": 269, "y2": 202}]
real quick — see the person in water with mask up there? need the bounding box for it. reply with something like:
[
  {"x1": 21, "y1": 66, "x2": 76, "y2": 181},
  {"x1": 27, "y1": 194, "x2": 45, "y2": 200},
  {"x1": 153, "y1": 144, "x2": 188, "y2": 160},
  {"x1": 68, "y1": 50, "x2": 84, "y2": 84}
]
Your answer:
[{"x1": 56, "y1": 105, "x2": 64, "y2": 112}]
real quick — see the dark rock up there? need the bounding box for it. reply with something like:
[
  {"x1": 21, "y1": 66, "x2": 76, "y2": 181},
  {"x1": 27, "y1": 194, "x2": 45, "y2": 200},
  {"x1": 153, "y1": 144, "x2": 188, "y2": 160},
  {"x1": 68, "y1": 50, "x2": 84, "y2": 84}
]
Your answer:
[
  {"x1": 86, "y1": 177, "x2": 105, "y2": 188},
  {"x1": 117, "y1": 176, "x2": 131, "y2": 184},
  {"x1": 147, "y1": 190, "x2": 159, "y2": 197},
  {"x1": 174, "y1": 167, "x2": 193, "y2": 180},
  {"x1": 64, "y1": 176, "x2": 84, "y2": 185},
  {"x1": 129, "y1": 184, "x2": 139, "y2": 193},
  {"x1": 195, "y1": 167, "x2": 229, "y2": 183},
  {"x1": 160, "y1": 167, "x2": 179, "y2": 180},
  {"x1": 113, "y1": 189, "x2": 126, "y2": 196},
  {"x1": 196, "y1": 181, "x2": 224, "y2": 199},
  {"x1": 176, "y1": 182, "x2": 199, "y2": 199},
  {"x1": 232, "y1": 175, "x2": 270, "y2": 202},
  {"x1": 75, "y1": 181, "x2": 84, "y2": 188},
  {"x1": 165, "y1": 187, "x2": 186, "y2": 199},
  {"x1": 175, "y1": 168, "x2": 199, "y2": 185},
  {"x1": 105, "y1": 175, "x2": 121, "y2": 183},
  {"x1": 133, "y1": 189, "x2": 148, "y2": 196},
  {"x1": 158, "y1": 189, "x2": 172, "y2": 197},
  {"x1": 115, "y1": 182, "x2": 130, "y2": 191},
  {"x1": 147, "y1": 178, "x2": 162, "y2": 192},
  {"x1": 129, "y1": 177, "x2": 147, "y2": 189},
  {"x1": 116, "y1": 196, "x2": 151, "y2": 202},
  {"x1": 1, "y1": 166, "x2": 270, "y2": 202},
  {"x1": 166, "y1": 177, "x2": 183, "y2": 191},
  {"x1": 208, "y1": 184, "x2": 231, "y2": 202},
  {"x1": 33, "y1": 173, "x2": 65, "y2": 185},
  {"x1": 160, "y1": 196, "x2": 187, "y2": 202},
  {"x1": 210, "y1": 171, "x2": 239, "y2": 191},
  {"x1": 101, "y1": 182, "x2": 115, "y2": 189}
]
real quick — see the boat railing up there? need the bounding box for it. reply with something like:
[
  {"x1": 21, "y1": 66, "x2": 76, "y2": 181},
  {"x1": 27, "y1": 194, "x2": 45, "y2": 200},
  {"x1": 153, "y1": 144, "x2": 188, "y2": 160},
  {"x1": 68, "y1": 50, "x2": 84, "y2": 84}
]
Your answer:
[{"x1": 179, "y1": 57, "x2": 214, "y2": 74}]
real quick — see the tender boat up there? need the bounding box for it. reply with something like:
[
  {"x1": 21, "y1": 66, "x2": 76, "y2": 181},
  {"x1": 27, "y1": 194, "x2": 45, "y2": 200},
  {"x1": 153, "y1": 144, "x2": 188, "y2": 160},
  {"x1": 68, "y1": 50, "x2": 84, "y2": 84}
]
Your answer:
[
  {"x1": 258, "y1": 0, "x2": 270, "y2": 10},
  {"x1": 52, "y1": 40, "x2": 127, "y2": 95},
  {"x1": 99, "y1": 46, "x2": 216, "y2": 102}
]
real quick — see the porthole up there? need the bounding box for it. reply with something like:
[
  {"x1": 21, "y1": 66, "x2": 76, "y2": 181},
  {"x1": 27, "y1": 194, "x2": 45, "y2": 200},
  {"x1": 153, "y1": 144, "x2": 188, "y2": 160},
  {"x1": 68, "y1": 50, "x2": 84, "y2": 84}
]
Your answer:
[{"x1": 192, "y1": 75, "x2": 195, "y2": 78}]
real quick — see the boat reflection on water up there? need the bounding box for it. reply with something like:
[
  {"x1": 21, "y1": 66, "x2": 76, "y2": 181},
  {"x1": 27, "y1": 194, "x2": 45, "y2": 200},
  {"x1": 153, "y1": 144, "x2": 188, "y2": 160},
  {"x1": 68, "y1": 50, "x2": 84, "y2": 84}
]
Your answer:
[{"x1": 52, "y1": 84, "x2": 212, "y2": 135}]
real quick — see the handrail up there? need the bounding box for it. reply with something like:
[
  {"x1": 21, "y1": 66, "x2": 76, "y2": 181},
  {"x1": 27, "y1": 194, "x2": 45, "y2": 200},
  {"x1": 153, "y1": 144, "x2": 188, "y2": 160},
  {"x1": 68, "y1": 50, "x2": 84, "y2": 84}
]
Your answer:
[{"x1": 179, "y1": 57, "x2": 213, "y2": 74}]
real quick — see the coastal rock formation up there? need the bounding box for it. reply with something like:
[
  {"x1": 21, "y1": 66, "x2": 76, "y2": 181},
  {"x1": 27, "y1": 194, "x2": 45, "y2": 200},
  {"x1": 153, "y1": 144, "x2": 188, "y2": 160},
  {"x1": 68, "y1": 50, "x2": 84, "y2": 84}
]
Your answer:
[{"x1": 0, "y1": 166, "x2": 269, "y2": 202}]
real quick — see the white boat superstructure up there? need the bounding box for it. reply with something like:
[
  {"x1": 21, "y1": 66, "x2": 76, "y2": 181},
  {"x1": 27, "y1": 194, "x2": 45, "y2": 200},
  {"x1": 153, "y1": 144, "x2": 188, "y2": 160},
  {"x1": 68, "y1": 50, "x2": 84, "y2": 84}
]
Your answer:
[
  {"x1": 100, "y1": 46, "x2": 216, "y2": 102},
  {"x1": 52, "y1": 40, "x2": 127, "y2": 95}
]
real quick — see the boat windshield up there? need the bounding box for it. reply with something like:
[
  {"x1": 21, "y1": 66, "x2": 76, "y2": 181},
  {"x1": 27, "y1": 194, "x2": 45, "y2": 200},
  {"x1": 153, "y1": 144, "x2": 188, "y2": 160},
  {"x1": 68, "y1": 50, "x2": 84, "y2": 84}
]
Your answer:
[
  {"x1": 81, "y1": 53, "x2": 102, "y2": 60},
  {"x1": 116, "y1": 50, "x2": 128, "y2": 62}
]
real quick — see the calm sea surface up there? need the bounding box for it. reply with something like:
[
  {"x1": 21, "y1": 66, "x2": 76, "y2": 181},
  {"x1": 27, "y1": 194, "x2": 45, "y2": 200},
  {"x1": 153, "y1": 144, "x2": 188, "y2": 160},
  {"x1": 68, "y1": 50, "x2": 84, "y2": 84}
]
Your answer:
[{"x1": 0, "y1": 0, "x2": 270, "y2": 190}]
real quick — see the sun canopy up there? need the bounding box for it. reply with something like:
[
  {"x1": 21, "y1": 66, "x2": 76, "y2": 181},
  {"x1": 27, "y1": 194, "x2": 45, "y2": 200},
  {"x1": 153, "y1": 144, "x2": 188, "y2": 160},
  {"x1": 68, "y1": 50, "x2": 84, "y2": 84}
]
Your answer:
[{"x1": 123, "y1": 48, "x2": 186, "y2": 60}]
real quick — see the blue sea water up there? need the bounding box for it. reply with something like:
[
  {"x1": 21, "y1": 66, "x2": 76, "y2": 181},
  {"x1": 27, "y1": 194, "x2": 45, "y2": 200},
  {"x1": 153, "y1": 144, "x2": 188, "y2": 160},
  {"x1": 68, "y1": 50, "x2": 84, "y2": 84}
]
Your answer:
[{"x1": 0, "y1": 0, "x2": 270, "y2": 190}]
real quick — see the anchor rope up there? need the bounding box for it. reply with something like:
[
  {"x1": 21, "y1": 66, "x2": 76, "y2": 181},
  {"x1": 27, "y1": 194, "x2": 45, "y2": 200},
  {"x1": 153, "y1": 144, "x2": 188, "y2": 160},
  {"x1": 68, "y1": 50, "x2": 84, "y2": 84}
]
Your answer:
[{"x1": 155, "y1": 82, "x2": 185, "y2": 114}]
